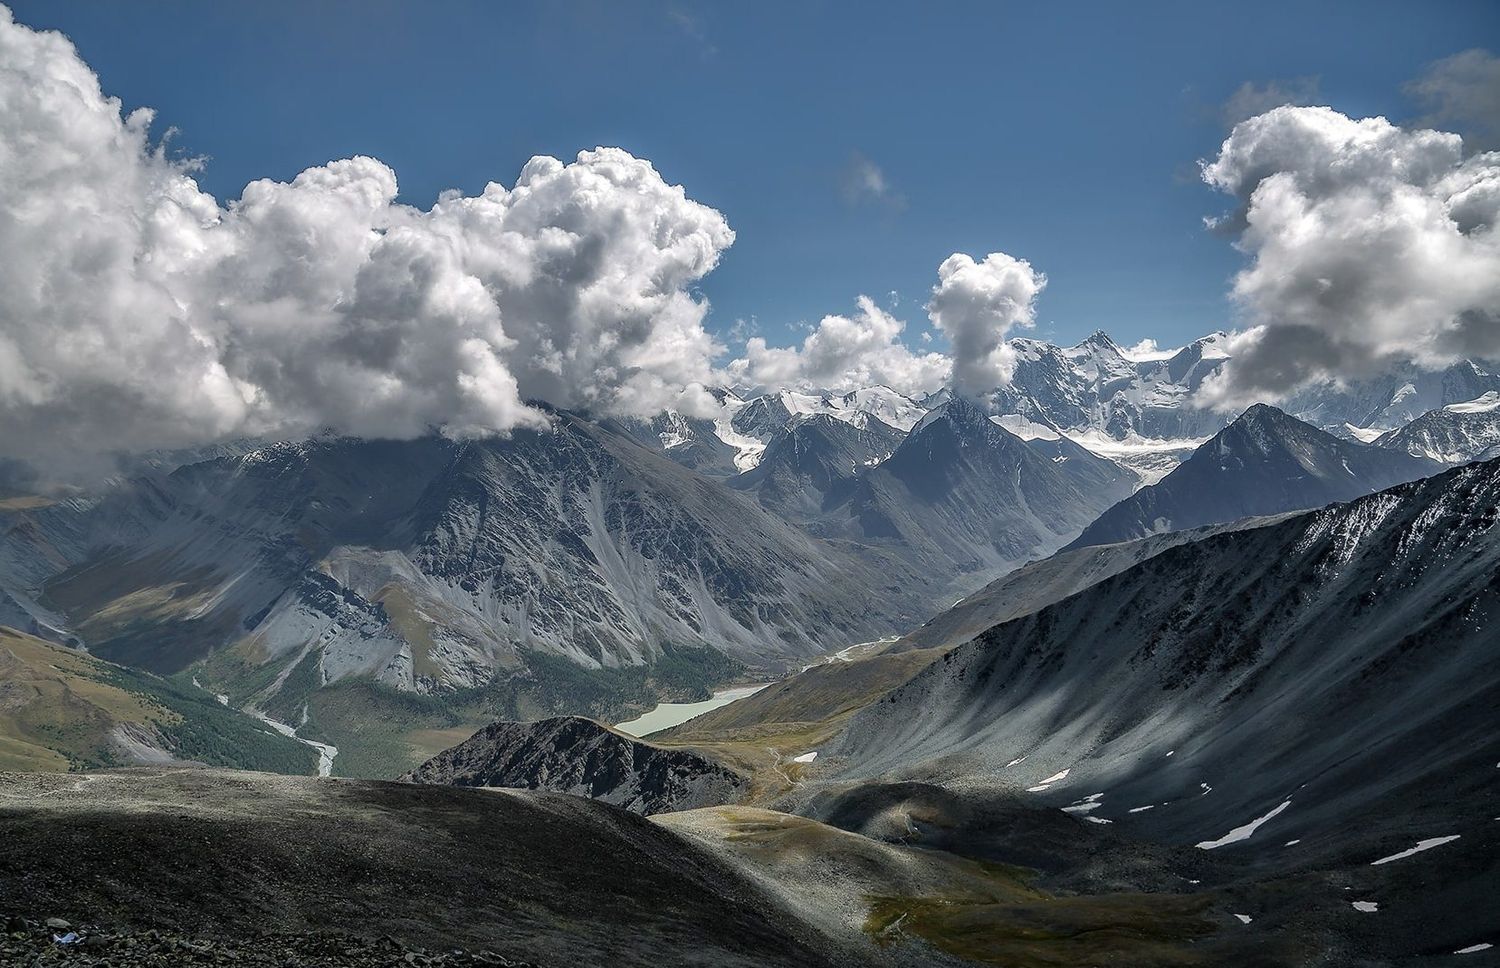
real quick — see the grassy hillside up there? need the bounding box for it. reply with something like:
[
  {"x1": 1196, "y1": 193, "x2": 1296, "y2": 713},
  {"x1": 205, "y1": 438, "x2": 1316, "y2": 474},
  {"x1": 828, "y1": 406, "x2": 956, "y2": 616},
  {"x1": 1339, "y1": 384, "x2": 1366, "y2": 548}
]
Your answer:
[
  {"x1": 652, "y1": 644, "x2": 945, "y2": 797},
  {"x1": 0, "y1": 627, "x2": 315, "y2": 774}
]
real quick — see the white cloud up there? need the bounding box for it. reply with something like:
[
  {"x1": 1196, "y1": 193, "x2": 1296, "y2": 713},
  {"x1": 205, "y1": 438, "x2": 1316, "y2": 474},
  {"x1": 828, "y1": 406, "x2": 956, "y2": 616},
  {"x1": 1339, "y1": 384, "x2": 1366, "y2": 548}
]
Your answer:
[
  {"x1": 1197, "y1": 105, "x2": 1500, "y2": 407},
  {"x1": 1118, "y1": 338, "x2": 1182, "y2": 362},
  {"x1": 925, "y1": 252, "x2": 1047, "y2": 395},
  {"x1": 726, "y1": 296, "x2": 949, "y2": 396},
  {"x1": 0, "y1": 5, "x2": 733, "y2": 475}
]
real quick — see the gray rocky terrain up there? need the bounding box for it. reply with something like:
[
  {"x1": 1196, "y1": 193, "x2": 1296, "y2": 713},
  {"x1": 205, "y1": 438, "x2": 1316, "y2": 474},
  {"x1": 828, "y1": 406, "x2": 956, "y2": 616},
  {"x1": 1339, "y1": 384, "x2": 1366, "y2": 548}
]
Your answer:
[{"x1": 401, "y1": 715, "x2": 746, "y2": 814}]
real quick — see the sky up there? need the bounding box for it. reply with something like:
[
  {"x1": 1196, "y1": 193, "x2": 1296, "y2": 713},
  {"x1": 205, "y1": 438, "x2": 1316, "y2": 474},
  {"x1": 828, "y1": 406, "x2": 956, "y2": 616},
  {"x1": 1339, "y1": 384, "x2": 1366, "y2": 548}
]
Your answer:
[
  {"x1": 10, "y1": 0, "x2": 1496, "y2": 351},
  {"x1": 1, "y1": 1, "x2": 1498, "y2": 478}
]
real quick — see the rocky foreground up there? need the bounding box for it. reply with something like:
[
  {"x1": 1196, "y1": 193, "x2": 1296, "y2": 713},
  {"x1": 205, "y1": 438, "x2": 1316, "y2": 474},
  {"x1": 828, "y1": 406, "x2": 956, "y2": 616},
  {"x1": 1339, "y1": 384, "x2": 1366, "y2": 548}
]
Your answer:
[
  {"x1": 2, "y1": 917, "x2": 535, "y2": 967},
  {"x1": 0, "y1": 769, "x2": 841, "y2": 968}
]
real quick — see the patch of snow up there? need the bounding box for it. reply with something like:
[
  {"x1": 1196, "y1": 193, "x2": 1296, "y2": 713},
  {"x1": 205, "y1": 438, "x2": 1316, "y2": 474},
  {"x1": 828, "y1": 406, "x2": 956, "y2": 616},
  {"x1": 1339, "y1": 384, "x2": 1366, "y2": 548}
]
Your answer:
[
  {"x1": 1027, "y1": 767, "x2": 1070, "y2": 792},
  {"x1": 1233, "y1": 914, "x2": 1253, "y2": 924},
  {"x1": 1371, "y1": 835, "x2": 1460, "y2": 865},
  {"x1": 992, "y1": 414, "x2": 1061, "y2": 440},
  {"x1": 792, "y1": 751, "x2": 818, "y2": 763},
  {"x1": 1455, "y1": 943, "x2": 1494, "y2": 954},
  {"x1": 1085, "y1": 816, "x2": 1112, "y2": 824},
  {"x1": 1284, "y1": 839, "x2": 1301, "y2": 846},
  {"x1": 1062, "y1": 793, "x2": 1105, "y2": 814},
  {"x1": 1343, "y1": 424, "x2": 1386, "y2": 443},
  {"x1": 1446, "y1": 391, "x2": 1500, "y2": 414},
  {"x1": 1005, "y1": 757, "x2": 1026, "y2": 768},
  {"x1": 1129, "y1": 805, "x2": 1156, "y2": 813},
  {"x1": 1352, "y1": 901, "x2": 1379, "y2": 913},
  {"x1": 1195, "y1": 799, "x2": 1292, "y2": 849}
]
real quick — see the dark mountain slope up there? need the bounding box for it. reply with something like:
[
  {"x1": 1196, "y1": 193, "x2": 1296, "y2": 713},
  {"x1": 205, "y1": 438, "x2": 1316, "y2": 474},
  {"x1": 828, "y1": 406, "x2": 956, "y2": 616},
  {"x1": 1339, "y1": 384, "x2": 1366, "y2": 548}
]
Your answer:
[
  {"x1": 895, "y1": 515, "x2": 1291, "y2": 654},
  {"x1": 828, "y1": 459, "x2": 1500, "y2": 961},
  {"x1": 838, "y1": 458, "x2": 1500, "y2": 820},
  {"x1": 1068, "y1": 404, "x2": 1439, "y2": 549},
  {"x1": 731, "y1": 413, "x2": 904, "y2": 517},
  {"x1": 827, "y1": 397, "x2": 1134, "y2": 594}
]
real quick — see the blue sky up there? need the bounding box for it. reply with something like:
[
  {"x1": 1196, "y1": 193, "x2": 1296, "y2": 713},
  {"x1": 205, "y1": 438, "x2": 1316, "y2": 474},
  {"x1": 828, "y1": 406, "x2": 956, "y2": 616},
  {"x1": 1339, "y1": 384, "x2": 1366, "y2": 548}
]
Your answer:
[{"x1": 12, "y1": 0, "x2": 1497, "y2": 353}]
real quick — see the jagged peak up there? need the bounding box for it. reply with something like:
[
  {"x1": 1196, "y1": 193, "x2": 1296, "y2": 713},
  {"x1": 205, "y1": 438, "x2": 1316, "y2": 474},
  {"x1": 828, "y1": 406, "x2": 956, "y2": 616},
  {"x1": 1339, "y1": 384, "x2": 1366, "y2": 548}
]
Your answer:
[{"x1": 909, "y1": 394, "x2": 1001, "y2": 438}]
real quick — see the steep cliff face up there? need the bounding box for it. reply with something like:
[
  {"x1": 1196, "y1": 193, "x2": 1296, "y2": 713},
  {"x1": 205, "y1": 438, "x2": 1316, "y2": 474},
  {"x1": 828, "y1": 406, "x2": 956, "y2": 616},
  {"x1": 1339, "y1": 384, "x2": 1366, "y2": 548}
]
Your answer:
[{"x1": 402, "y1": 716, "x2": 746, "y2": 815}]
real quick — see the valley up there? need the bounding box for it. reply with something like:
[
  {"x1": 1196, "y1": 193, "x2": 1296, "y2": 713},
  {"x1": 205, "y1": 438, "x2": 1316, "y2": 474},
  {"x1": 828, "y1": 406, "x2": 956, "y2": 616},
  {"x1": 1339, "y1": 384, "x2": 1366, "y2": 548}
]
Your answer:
[{"x1": 3, "y1": 337, "x2": 1498, "y2": 967}]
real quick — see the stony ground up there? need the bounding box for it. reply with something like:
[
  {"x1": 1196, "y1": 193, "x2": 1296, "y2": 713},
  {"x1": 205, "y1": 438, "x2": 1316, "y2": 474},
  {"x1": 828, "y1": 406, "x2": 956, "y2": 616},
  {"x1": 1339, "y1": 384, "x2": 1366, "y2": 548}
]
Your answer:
[
  {"x1": 2, "y1": 917, "x2": 537, "y2": 967},
  {"x1": 0, "y1": 769, "x2": 843, "y2": 968}
]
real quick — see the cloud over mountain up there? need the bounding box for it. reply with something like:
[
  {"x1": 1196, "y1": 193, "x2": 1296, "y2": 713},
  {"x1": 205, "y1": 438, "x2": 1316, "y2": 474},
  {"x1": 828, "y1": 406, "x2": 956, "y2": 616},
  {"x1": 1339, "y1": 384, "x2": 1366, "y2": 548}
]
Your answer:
[
  {"x1": 926, "y1": 252, "x2": 1047, "y2": 395},
  {"x1": 0, "y1": 6, "x2": 733, "y2": 475},
  {"x1": 1199, "y1": 105, "x2": 1500, "y2": 408},
  {"x1": 726, "y1": 295, "x2": 949, "y2": 396}
]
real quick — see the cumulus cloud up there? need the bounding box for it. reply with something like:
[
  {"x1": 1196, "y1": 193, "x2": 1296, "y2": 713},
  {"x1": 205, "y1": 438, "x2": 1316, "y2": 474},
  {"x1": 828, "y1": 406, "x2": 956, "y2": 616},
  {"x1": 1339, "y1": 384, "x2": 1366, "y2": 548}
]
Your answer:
[
  {"x1": 1407, "y1": 49, "x2": 1500, "y2": 152},
  {"x1": 1197, "y1": 105, "x2": 1500, "y2": 407},
  {"x1": 725, "y1": 296, "x2": 949, "y2": 396},
  {"x1": 0, "y1": 5, "x2": 732, "y2": 477},
  {"x1": 925, "y1": 252, "x2": 1046, "y2": 395}
]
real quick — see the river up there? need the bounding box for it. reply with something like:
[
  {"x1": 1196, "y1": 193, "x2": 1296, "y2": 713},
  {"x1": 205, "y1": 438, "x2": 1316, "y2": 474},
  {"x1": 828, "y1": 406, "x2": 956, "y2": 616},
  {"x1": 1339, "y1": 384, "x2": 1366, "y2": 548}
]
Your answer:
[{"x1": 614, "y1": 685, "x2": 765, "y2": 737}]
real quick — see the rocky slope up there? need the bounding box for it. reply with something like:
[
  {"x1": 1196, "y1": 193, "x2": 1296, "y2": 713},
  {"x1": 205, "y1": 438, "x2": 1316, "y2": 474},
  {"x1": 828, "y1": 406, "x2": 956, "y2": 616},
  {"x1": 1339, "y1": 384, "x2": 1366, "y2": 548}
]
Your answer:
[
  {"x1": 824, "y1": 396, "x2": 1135, "y2": 593},
  {"x1": 730, "y1": 413, "x2": 904, "y2": 518},
  {"x1": 895, "y1": 516, "x2": 1290, "y2": 654},
  {"x1": 0, "y1": 413, "x2": 943, "y2": 776},
  {"x1": 1068, "y1": 404, "x2": 1439, "y2": 548},
  {"x1": 402, "y1": 716, "x2": 746, "y2": 815},
  {"x1": 827, "y1": 459, "x2": 1500, "y2": 961},
  {"x1": 1374, "y1": 390, "x2": 1500, "y2": 463}
]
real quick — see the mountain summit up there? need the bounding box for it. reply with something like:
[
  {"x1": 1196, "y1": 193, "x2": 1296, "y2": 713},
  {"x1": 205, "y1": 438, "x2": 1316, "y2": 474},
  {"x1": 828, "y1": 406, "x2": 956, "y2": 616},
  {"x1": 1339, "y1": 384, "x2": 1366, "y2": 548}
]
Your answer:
[{"x1": 1067, "y1": 404, "x2": 1440, "y2": 548}]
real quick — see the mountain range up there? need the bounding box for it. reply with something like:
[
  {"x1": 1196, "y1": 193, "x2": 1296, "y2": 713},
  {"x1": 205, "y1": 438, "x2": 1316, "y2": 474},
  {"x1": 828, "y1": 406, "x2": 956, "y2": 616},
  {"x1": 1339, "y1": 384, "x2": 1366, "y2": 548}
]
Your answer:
[
  {"x1": 1067, "y1": 404, "x2": 1440, "y2": 548},
  {"x1": 3, "y1": 332, "x2": 1497, "y2": 781}
]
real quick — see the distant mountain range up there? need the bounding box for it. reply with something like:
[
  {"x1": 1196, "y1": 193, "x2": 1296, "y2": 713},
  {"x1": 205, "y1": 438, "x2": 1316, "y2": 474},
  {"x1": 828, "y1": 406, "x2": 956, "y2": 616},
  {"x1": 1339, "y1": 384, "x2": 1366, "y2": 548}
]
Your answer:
[
  {"x1": 1067, "y1": 404, "x2": 1440, "y2": 548},
  {"x1": 4, "y1": 330, "x2": 1498, "y2": 779},
  {"x1": 1373, "y1": 390, "x2": 1500, "y2": 463}
]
